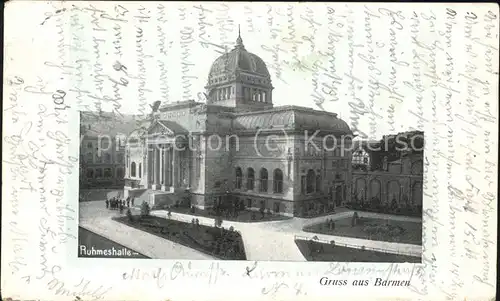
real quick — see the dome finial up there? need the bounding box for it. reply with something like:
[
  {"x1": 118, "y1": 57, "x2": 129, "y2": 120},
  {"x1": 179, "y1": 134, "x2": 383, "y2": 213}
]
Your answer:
[{"x1": 236, "y1": 25, "x2": 244, "y2": 47}]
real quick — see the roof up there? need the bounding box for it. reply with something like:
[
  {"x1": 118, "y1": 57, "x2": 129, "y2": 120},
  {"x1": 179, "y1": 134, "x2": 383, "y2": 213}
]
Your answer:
[
  {"x1": 231, "y1": 106, "x2": 352, "y2": 134},
  {"x1": 80, "y1": 111, "x2": 141, "y2": 137},
  {"x1": 352, "y1": 140, "x2": 381, "y2": 150},
  {"x1": 159, "y1": 99, "x2": 204, "y2": 112},
  {"x1": 352, "y1": 130, "x2": 425, "y2": 153},
  {"x1": 207, "y1": 33, "x2": 270, "y2": 85}
]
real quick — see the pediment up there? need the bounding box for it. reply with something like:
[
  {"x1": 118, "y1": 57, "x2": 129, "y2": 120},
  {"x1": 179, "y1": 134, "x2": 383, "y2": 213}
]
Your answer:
[{"x1": 148, "y1": 121, "x2": 174, "y2": 136}]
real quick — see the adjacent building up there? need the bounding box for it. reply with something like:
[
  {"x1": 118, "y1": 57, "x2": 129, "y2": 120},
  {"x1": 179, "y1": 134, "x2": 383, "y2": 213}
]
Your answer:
[
  {"x1": 351, "y1": 131, "x2": 424, "y2": 209},
  {"x1": 80, "y1": 112, "x2": 137, "y2": 189}
]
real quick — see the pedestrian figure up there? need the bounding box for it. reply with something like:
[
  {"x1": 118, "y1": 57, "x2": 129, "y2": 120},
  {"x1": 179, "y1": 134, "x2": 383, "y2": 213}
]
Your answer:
[
  {"x1": 119, "y1": 202, "x2": 124, "y2": 214},
  {"x1": 131, "y1": 197, "x2": 135, "y2": 207},
  {"x1": 105, "y1": 199, "x2": 109, "y2": 209},
  {"x1": 127, "y1": 199, "x2": 130, "y2": 207}
]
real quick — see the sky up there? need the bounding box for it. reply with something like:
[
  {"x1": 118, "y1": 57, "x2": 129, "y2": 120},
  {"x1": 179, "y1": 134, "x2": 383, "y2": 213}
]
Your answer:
[{"x1": 67, "y1": 2, "x2": 434, "y2": 139}]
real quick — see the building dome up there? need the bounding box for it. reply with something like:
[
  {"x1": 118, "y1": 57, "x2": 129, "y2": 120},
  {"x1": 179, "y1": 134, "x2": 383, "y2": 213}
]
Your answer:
[
  {"x1": 204, "y1": 28, "x2": 274, "y2": 112},
  {"x1": 206, "y1": 31, "x2": 271, "y2": 86}
]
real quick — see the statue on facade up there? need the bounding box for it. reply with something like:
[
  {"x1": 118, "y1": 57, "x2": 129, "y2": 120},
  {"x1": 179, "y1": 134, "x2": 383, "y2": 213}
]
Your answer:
[{"x1": 150, "y1": 100, "x2": 161, "y2": 113}]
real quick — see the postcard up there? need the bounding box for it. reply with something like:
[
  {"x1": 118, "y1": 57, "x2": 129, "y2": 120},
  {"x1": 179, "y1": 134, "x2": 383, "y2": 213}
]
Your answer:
[{"x1": 2, "y1": 2, "x2": 498, "y2": 300}]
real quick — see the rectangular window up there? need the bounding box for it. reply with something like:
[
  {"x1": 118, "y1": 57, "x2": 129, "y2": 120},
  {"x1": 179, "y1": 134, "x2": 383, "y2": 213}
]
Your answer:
[
  {"x1": 260, "y1": 179, "x2": 268, "y2": 192},
  {"x1": 316, "y1": 175, "x2": 321, "y2": 192}
]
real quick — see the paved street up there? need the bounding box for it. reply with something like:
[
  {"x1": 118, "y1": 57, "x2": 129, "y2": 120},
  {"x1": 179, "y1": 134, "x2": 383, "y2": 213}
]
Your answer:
[
  {"x1": 80, "y1": 200, "x2": 422, "y2": 261},
  {"x1": 151, "y1": 210, "x2": 422, "y2": 260}
]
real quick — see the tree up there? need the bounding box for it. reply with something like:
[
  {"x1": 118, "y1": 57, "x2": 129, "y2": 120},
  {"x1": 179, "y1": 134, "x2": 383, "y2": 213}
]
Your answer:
[
  {"x1": 141, "y1": 201, "x2": 150, "y2": 218},
  {"x1": 127, "y1": 208, "x2": 134, "y2": 222}
]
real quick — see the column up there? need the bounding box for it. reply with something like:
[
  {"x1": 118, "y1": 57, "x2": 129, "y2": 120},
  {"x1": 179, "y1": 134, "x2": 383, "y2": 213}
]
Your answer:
[
  {"x1": 161, "y1": 146, "x2": 167, "y2": 191},
  {"x1": 156, "y1": 148, "x2": 161, "y2": 186},
  {"x1": 165, "y1": 145, "x2": 172, "y2": 187},
  {"x1": 160, "y1": 146, "x2": 166, "y2": 191},
  {"x1": 171, "y1": 148, "x2": 177, "y2": 188},
  {"x1": 149, "y1": 148, "x2": 154, "y2": 188},
  {"x1": 153, "y1": 147, "x2": 159, "y2": 190},
  {"x1": 167, "y1": 146, "x2": 174, "y2": 187},
  {"x1": 144, "y1": 149, "x2": 148, "y2": 188},
  {"x1": 187, "y1": 150, "x2": 192, "y2": 188}
]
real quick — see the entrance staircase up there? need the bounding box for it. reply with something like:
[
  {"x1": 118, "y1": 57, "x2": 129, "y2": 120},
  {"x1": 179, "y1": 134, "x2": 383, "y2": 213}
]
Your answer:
[{"x1": 130, "y1": 189, "x2": 181, "y2": 209}]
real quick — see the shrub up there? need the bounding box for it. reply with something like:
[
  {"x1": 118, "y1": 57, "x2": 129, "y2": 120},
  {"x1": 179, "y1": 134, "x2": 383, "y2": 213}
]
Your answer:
[
  {"x1": 126, "y1": 209, "x2": 134, "y2": 222},
  {"x1": 190, "y1": 206, "x2": 195, "y2": 213},
  {"x1": 141, "y1": 201, "x2": 150, "y2": 218},
  {"x1": 229, "y1": 226, "x2": 234, "y2": 232}
]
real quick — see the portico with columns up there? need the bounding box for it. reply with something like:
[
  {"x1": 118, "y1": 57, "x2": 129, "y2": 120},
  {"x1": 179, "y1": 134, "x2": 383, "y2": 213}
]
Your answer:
[{"x1": 145, "y1": 120, "x2": 190, "y2": 192}]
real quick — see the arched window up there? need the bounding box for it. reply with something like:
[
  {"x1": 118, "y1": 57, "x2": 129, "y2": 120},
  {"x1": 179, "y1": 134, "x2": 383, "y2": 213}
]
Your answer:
[
  {"x1": 273, "y1": 169, "x2": 284, "y2": 193},
  {"x1": 86, "y1": 152, "x2": 93, "y2": 163},
  {"x1": 138, "y1": 163, "x2": 142, "y2": 178},
  {"x1": 116, "y1": 167, "x2": 124, "y2": 179},
  {"x1": 235, "y1": 167, "x2": 242, "y2": 189},
  {"x1": 306, "y1": 169, "x2": 315, "y2": 194},
  {"x1": 104, "y1": 168, "x2": 112, "y2": 178},
  {"x1": 95, "y1": 168, "x2": 103, "y2": 178},
  {"x1": 259, "y1": 168, "x2": 268, "y2": 192},
  {"x1": 101, "y1": 139, "x2": 110, "y2": 149},
  {"x1": 247, "y1": 168, "x2": 255, "y2": 191},
  {"x1": 352, "y1": 149, "x2": 369, "y2": 163},
  {"x1": 411, "y1": 160, "x2": 423, "y2": 175},
  {"x1": 131, "y1": 162, "x2": 136, "y2": 177},
  {"x1": 352, "y1": 148, "x2": 370, "y2": 171},
  {"x1": 387, "y1": 180, "x2": 401, "y2": 203},
  {"x1": 315, "y1": 174, "x2": 322, "y2": 192}
]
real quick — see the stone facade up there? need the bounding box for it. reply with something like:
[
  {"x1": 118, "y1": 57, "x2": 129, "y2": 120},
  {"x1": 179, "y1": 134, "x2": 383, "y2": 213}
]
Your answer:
[
  {"x1": 79, "y1": 112, "x2": 136, "y2": 189},
  {"x1": 123, "y1": 33, "x2": 354, "y2": 217},
  {"x1": 351, "y1": 137, "x2": 424, "y2": 208}
]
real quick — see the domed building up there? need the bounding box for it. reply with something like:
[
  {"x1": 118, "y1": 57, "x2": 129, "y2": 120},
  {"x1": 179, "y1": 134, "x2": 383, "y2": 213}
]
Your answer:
[{"x1": 124, "y1": 32, "x2": 354, "y2": 217}]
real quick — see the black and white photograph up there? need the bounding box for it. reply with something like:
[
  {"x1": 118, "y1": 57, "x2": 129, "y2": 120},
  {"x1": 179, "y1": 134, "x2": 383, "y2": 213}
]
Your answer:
[
  {"x1": 78, "y1": 29, "x2": 424, "y2": 262},
  {"x1": 3, "y1": 2, "x2": 497, "y2": 300}
]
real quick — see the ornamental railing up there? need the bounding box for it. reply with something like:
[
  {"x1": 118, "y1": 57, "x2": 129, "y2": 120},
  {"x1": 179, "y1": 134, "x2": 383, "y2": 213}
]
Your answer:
[{"x1": 294, "y1": 234, "x2": 419, "y2": 257}]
